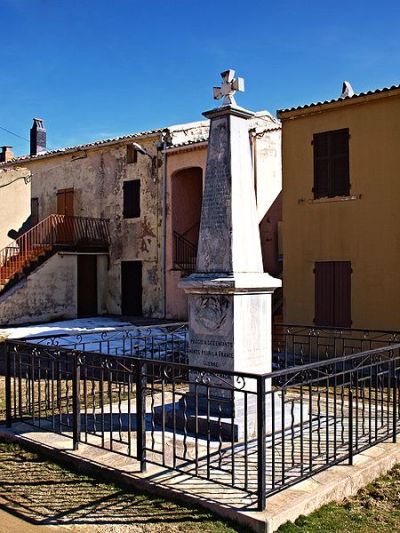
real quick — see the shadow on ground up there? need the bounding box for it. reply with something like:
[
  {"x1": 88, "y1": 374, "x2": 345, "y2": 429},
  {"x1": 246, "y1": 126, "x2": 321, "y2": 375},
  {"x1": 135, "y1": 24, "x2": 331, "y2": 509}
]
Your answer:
[{"x1": 0, "y1": 441, "x2": 238, "y2": 531}]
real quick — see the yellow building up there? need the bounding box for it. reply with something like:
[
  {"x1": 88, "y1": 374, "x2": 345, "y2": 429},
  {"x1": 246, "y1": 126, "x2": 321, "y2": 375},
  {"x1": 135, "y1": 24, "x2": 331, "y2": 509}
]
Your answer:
[{"x1": 278, "y1": 84, "x2": 400, "y2": 331}]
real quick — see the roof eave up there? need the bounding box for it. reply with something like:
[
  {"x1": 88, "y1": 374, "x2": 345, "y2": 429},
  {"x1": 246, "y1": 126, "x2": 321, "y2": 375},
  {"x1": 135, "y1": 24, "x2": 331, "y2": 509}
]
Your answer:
[{"x1": 278, "y1": 85, "x2": 400, "y2": 120}]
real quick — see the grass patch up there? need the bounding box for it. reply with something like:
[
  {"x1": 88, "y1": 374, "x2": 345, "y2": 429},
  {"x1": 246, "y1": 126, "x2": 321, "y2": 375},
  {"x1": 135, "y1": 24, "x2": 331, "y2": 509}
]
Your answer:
[{"x1": 278, "y1": 463, "x2": 400, "y2": 532}]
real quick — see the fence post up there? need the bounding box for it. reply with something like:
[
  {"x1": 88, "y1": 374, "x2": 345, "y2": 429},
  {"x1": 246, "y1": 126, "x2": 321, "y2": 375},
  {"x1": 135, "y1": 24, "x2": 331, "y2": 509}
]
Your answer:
[
  {"x1": 72, "y1": 352, "x2": 81, "y2": 451},
  {"x1": 136, "y1": 359, "x2": 147, "y2": 472},
  {"x1": 348, "y1": 389, "x2": 353, "y2": 465},
  {"x1": 5, "y1": 343, "x2": 12, "y2": 428},
  {"x1": 257, "y1": 375, "x2": 266, "y2": 511},
  {"x1": 393, "y1": 374, "x2": 398, "y2": 443}
]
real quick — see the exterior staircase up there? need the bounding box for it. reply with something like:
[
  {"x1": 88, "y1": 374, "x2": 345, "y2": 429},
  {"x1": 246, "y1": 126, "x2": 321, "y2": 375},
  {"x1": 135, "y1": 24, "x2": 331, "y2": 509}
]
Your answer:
[{"x1": 0, "y1": 214, "x2": 110, "y2": 294}]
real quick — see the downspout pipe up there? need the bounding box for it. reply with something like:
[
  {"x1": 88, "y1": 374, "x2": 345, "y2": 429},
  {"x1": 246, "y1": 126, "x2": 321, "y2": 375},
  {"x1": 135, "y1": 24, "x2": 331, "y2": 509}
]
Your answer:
[{"x1": 160, "y1": 135, "x2": 168, "y2": 318}]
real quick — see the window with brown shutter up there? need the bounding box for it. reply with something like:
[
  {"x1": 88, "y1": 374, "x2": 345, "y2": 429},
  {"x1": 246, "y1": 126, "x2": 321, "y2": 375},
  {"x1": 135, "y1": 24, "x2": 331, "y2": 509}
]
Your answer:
[
  {"x1": 127, "y1": 144, "x2": 138, "y2": 164},
  {"x1": 313, "y1": 129, "x2": 350, "y2": 198},
  {"x1": 315, "y1": 261, "x2": 351, "y2": 328},
  {"x1": 123, "y1": 180, "x2": 141, "y2": 218}
]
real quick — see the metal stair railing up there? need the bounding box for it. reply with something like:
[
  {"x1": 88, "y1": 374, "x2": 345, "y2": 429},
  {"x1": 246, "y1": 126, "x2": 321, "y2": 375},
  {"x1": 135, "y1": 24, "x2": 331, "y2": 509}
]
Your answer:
[
  {"x1": 0, "y1": 214, "x2": 110, "y2": 285},
  {"x1": 173, "y1": 230, "x2": 197, "y2": 273}
]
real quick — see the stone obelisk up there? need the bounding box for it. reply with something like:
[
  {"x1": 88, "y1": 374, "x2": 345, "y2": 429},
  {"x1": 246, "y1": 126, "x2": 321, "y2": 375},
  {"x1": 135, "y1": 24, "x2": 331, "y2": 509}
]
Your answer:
[{"x1": 179, "y1": 70, "x2": 281, "y2": 435}]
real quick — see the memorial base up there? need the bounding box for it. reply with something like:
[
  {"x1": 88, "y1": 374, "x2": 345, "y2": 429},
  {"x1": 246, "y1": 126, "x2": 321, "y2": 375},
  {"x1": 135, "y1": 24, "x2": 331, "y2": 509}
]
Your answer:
[{"x1": 155, "y1": 393, "x2": 308, "y2": 442}]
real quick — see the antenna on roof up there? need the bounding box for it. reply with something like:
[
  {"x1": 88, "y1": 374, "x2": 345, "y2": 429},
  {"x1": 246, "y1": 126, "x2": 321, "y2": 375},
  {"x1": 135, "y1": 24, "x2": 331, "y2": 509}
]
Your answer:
[{"x1": 340, "y1": 81, "x2": 355, "y2": 99}]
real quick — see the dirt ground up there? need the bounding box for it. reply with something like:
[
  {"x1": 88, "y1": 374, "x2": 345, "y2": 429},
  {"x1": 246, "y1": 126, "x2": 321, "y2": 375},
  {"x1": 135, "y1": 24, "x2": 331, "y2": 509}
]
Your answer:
[{"x1": 0, "y1": 440, "x2": 239, "y2": 533}]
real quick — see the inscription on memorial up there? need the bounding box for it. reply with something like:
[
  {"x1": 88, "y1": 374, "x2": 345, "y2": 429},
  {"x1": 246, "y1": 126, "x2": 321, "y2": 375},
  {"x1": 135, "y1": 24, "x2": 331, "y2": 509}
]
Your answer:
[
  {"x1": 188, "y1": 336, "x2": 234, "y2": 369},
  {"x1": 197, "y1": 116, "x2": 232, "y2": 272}
]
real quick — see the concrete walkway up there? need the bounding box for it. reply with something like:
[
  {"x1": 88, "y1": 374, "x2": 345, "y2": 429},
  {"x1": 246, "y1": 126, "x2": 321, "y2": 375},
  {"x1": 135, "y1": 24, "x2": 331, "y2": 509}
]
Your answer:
[{"x1": 2, "y1": 422, "x2": 400, "y2": 532}]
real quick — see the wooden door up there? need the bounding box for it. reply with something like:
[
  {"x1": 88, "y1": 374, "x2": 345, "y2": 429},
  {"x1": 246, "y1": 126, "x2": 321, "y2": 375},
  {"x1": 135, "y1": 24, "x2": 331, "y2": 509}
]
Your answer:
[
  {"x1": 315, "y1": 261, "x2": 351, "y2": 328},
  {"x1": 121, "y1": 261, "x2": 142, "y2": 316},
  {"x1": 57, "y1": 188, "x2": 74, "y2": 243},
  {"x1": 78, "y1": 255, "x2": 98, "y2": 317}
]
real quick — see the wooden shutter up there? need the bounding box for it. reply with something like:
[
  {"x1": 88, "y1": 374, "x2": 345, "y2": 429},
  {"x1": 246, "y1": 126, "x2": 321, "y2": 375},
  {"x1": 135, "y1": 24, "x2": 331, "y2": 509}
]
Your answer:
[
  {"x1": 57, "y1": 188, "x2": 74, "y2": 216},
  {"x1": 334, "y1": 261, "x2": 351, "y2": 328},
  {"x1": 313, "y1": 129, "x2": 349, "y2": 198},
  {"x1": 315, "y1": 261, "x2": 335, "y2": 326},
  {"x1": 331, "y1": 130, "x2": 350, "y2": 197},
  {"x1": 315, "y1": 261, "x2": 351, "y2": 327},
  {"x1": 123, "y1": 180, "x2": 141, "y2": 218},
  {"x1": 127, "y1": 145, "x2": 138, "y2": 164},
  {"x1": 313, "y1": 133, "x2": 330, "y2": 198}
]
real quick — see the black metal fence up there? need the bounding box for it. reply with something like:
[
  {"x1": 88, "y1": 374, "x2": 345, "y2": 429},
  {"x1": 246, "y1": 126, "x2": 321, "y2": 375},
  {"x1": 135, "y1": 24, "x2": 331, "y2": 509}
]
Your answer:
[
  {"x1": 3, "y1": 337, "x2": 400, "y2": 511},
  {"x1": 272, "y1": 323, "x2": 400, "y2": 368},
  {"x1": 25, "y1": 323, "x2": 188, "y2": 361}
]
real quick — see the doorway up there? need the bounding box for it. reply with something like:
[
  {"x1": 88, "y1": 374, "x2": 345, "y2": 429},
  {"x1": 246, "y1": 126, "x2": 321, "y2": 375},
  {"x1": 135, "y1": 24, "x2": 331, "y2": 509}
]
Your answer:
[
  {"x1": 77, "y1": 255, "x2": 98, "y2": 317},
  {"x1": 121, "y1": 261, "x2": 142, "y2": 316},
  {"x1": 57, "y1": 188, "x2": 74, "y2": 243}
]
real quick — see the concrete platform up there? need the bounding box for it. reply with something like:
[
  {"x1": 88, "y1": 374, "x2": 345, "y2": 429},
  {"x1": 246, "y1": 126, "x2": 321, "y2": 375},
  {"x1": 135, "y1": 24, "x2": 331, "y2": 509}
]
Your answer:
[{"x1": 1, "y1": 422, "x2": 400, "y2": 532}]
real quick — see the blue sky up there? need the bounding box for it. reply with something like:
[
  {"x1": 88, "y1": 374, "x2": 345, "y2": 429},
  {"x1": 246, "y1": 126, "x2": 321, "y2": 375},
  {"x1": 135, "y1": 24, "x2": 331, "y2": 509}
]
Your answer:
[{"x1": 1, "y1": 0, "x2": 400, "y2": 155}]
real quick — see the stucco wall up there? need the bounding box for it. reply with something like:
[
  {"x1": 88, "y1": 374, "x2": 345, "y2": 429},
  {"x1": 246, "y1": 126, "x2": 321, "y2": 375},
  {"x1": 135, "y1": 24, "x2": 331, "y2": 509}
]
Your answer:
[
  {"x1": 281, "y1": 92, "x2": 400, "y2": 330},
  {"x1": 165, "y1": 146, "x2": 207, "y2": 319},
  {"x1": 0, "y1": 167, "x2": 31, "y2": 250},
  {"x1": 27, "y1": 137, "x2": 162, "y2": 318},
  {"x1": 0, "y1": 253, "x2": 76, "y2": 325}
]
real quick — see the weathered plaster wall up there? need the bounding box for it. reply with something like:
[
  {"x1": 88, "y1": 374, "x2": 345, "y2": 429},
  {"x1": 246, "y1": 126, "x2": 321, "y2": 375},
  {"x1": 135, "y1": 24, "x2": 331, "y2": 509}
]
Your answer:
[
  {"x1": 0, "y1": 167, "x2": 31, "y2": 250},
  {"x1": 0, "y1": 253, "x2": 76, "y2": 325},
  {"x1": 27, "y1": 136, "x2": 163, "y2": 318}
]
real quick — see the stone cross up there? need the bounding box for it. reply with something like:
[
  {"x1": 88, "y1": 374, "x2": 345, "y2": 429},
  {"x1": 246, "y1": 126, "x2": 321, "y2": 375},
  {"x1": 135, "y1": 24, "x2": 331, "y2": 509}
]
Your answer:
[{"x1": 213, "y1": 69, "x2": 245, "y2": 106}]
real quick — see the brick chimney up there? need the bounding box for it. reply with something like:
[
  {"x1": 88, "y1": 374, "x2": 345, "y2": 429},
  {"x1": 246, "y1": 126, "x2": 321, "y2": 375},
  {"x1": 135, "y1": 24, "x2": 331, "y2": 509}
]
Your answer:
[
  {"x1": 30, "y1": 118, "x2": 46, "y2": 155},
  {"x1": 0, "y1": 146, "x2": 14, "y2": 162}
]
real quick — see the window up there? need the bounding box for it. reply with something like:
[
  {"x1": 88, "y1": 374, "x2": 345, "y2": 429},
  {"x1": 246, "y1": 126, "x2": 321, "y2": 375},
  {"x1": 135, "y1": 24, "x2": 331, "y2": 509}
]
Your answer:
[
  {"x1": 314, "y1": 261, "x2": 351, "y2": 328},
  {"x1": 313, "y1": 128, "x2": 350, "y2": 198},
  {"x1": 123, "y1": 180, "x2": 140, "y2": 218},
  {"x1": 127, "y1": 144, "x2": 138, "y2": 164}
]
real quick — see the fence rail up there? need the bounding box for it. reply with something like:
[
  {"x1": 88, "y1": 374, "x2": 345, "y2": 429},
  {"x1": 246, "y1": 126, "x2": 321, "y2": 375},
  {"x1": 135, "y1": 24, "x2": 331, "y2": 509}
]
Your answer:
[
  {"x1": 3, "y1": 338, "x2": 400, "y2": 511},
  {"x1": 272, "y1": 323, "x2": 400, "y2": 368}
]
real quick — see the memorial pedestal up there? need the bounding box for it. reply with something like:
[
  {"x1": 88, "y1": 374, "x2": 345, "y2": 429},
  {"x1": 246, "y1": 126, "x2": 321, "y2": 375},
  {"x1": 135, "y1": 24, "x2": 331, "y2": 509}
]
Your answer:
[{"x1": 161, "y1": 72, "x2": 283, "y2": 443}]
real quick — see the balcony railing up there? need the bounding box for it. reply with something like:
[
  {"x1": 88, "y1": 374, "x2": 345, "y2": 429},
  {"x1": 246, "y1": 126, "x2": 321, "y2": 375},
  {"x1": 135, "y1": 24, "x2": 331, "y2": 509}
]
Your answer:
[{"x1": 0, "y1": 214, "x2": 110, "y2": 287}]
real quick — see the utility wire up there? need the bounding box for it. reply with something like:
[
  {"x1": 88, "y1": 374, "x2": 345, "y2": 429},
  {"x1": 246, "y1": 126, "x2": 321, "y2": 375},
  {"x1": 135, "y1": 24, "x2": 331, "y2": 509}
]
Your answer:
[
  {"x1": 0, "y1": 125, "x2": 30, "y2": 142},
  {"x1": 0, "y1": 124, "x2": 57, "y2": 151}
]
